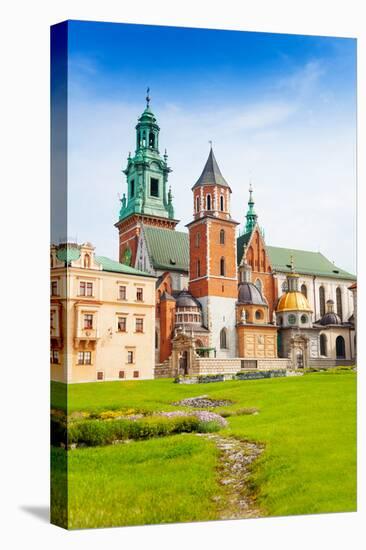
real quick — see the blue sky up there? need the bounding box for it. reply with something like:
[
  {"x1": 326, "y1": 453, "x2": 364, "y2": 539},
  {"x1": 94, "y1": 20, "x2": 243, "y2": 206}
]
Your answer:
[{"x1": 62, "y1": 20, "x2": 357, "y2": 273}]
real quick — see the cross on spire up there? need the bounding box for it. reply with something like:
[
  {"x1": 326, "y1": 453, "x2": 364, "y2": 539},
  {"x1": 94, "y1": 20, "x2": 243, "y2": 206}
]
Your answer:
[{"x1": 146, "y1": 87, "x2": 150, "y2": 107}]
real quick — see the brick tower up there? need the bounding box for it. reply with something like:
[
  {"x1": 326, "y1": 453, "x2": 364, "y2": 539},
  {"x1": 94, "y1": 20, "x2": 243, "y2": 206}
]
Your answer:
[
  {"x1": 115, "y1": 90, "x2": 179, "y2": 266},
  {"x1": 187, "y1": 146, "x2": 239, "y2": 357}
]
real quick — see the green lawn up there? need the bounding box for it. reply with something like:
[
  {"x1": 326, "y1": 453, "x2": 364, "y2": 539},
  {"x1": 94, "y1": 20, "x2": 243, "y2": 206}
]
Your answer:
[{"x1": 51, "y1": 372, "x2": 357, "y2": 528}]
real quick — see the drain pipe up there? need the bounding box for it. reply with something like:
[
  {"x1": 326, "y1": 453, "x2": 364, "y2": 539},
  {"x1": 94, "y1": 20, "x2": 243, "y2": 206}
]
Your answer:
[{"x1": 313, "y1": 275, "x2": 317, "y2": 322}]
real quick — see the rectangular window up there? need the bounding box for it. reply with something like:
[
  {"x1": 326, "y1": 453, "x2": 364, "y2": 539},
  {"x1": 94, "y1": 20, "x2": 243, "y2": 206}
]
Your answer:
[
  {"x1": 119, "y1": 285, "x2": 126, "y2": 300},
  {"x1": 50, "y1": 311, "x2": 55, "y2": 329},
  {"x1": 51, "y1": 281, "x2": 58, "y2": 296},
  {"x1": 136, "y1": 287, "x2": 143, "y2": 301},
  {"x1": 79, "y1": 281, "x2": 93, "y2": 296},
  {"x1": 78, "y1": 351, "x2": 92, "y2": 365},
  {"x1": 150, "y1": 177, "x2": 159, "y2": 197},
  {"x1": 130, "y1": 179, "x2": 135, "y2": 198},
  {"x1": 84, "y1": 314, "x2": 93, "y2": 329},
  {"x1": 50, "y1": 350, "x2": 59, "y2": 364},
  {"x1": 133, "y1": 370, "x2": 139, "y2": 378},
  {"x1": 127, "y1": 351, "x2": 134, "y2": 364},
  {"x1": 119, "y1": 370, "x2": 125, "y2": 379},
  {"x1": 97, "y1": 371, "x2": 104, "y2": 380},
  {"x1": 117, "y1": 317, "x2": 127, "y2": 332},
  {"x1": 135, "y1": 318, "x2": 144, "y2": 333}
]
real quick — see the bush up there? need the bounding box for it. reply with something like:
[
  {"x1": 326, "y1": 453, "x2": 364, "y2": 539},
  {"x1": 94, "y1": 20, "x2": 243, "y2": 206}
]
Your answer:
[{"x1": 65, "y1": 415, "x2": 204, "y2": 447}]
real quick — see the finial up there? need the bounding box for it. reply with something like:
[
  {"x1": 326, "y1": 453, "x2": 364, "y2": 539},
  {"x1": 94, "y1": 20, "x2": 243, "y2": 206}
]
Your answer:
[
  {"x1": 249, "y1": 182, "x2": 253, "y2": 202},
  {"x1": 164, "y1": 148, "x2": 168, "y2": 162},
  {"x1": 290, "y1": 254, "x2": 294, "y2": 272},
  {"x1": 208, "y1": 140, "x2": 213, "y2": 149},
  {"x1": 146, "y1": 87, "x2": 150, "y2": 107}
]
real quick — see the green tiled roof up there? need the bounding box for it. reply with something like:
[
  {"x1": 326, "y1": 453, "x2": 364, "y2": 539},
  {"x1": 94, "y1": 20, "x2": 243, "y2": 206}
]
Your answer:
[
  {"x1": 56, "y1": 245, "x2": 81, "y2": 262},
  {"x1": 95, "y1": 256, "x2": 155, "y2": 277},
  {"x1": 266, "y1": 246, "x2": 356, "y2": 280},
  {"x1": 143, "y1": 226, "x2": 189, "y2": 272}
]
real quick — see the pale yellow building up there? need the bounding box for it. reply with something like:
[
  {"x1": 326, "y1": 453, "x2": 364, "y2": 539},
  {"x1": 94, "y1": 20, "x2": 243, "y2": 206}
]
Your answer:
[{"x1": 50, "y1": 242, "x2": 156, "y2": 383}]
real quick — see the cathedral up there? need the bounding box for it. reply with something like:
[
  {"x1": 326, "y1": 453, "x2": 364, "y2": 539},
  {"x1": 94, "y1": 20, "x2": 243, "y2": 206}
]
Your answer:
[{"x1": 116, "y1": 95, "x2": 356, "y2": 374}]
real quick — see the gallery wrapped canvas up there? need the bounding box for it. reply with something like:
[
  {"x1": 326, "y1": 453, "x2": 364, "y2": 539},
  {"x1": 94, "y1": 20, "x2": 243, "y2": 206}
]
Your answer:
[{"x1": 50, "y1": 20, "x2": 357, "y2": 529}]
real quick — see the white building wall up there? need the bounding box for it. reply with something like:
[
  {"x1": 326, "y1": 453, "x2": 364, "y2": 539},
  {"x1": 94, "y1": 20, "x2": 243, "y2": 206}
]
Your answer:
[{"x1": 198, "y1": 296, "x2": 237, "y2": 358}]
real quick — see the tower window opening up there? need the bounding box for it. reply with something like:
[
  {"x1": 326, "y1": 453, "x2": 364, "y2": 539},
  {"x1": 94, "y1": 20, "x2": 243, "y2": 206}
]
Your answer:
[
  {"x1": 219, "y1": 229, "x2": 225, "y2": 244},
  {"x1": 220, "y1": 195, "x2": 224, "y2": 211},
  {"x1": 206, "y1": 194, "x2": 211, "y2": 211},
  {"x1": 196, "y1": 196, "x2": 200, "y2": 212},
  {"x1": 195, "y1": 232, "x2": 201, "y2": 248},
  {"x1": 150, "y1": 178, "x2": 159, "y2": 197},
  {"x1": 220, "y1": 328, "x2": 228, "y2": 349},
  {"x1": 149, "y1": 132, "x2": 155, "y2": 148},
  {"x1": 220, "y1": 257, "x2": 225, "y2": 277},
  {"x1": 197, "y1": 259, "x2": 201, "y2": 278},
  {"x1": 141, "y1": 131, "x2": 146, "y2": 147},
  {"x1": 301, "y1": 284, "x2": 307, "y2": 298},
  {"x1": 130, "y1": 179, "x2": 135, "y2": 198}
]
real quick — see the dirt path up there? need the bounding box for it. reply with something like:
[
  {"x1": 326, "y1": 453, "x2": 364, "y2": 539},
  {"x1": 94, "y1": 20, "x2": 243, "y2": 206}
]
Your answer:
[{"x1": 198, "y1": 433, "x2": 265, "y2": 520}]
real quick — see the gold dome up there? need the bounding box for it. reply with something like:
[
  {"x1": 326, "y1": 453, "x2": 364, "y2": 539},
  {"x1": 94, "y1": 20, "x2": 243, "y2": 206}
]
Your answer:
[{"x1": 276, "y1": 291, "x2": 312, "y2": 312}]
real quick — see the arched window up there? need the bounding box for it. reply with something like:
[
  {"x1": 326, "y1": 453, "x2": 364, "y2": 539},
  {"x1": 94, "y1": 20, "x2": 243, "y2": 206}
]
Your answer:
[
  {"x1": 336, "y1": 287, "x2": 343, "y2": 321},
  {"x1": 149, "y1": 131, "x2": 155, "y2": 148},
  {"x1": 219, "y1": 229, "x2": 225, "y2": 244},
  {"x1": 141, "y1": 131, "x2": 146, "y2": 147},
  {"x1": 320, "y1": 334, "x2": 327, "y2": 356},
  {"x1": 197, "y1": 259, "x2": 201, "y2": 278},
  {"x1": 220, "y1": 195, "x2": 224, "y2": 211},
  {"x1": 50, "y1": 254, "x2": 54, "y2": 268},
  {"x1": 220, "y1": 257, "x2": 225, "y2": 276},
  {"x1": 255, "y1": 279, "x2": 262, "y2": 293},
  {"x1": 155, "y1": 330, "x2": 159, "y2": 350},
  {"x1": 319, "y1": 286, "x2": 325, "y2": 317},
  {"x1": 84, "y1": 254, "x2": 90, "y2": 268},
  {"x1": 196, "y1": 196, "x2": 200, "y2": 212},
  {"x1": 336, "y1": 335, "x2": 345, "y2": 359},
  {"x1": 206, "y1": 194, "x2": 211, "y2": 211},
  {"x1": 301, "y1": 284, "x2": 307, "y2": 298},
  {"x1": 282, "y1": 280, "x2": 288, "y2": 292},
  {"x1": 130, "y1": 179, "x2": 135, "y2": 198},
  {"x1": 255, "y1": 310, "x2": 263, "y2": 321},
  {"x1": 220, "y1": 328, "x2": 227, "y2": 349}
]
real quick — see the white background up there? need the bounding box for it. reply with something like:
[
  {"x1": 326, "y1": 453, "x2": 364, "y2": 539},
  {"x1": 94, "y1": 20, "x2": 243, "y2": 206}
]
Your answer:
[{"x1": 0, "y1": 1, "x2": 364, "y2": 549}]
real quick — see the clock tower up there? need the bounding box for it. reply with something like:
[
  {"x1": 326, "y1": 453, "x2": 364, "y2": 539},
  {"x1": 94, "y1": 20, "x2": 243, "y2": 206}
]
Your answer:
[{"x1": 115, "y1": 91, "x2": 178, "y2": 266}]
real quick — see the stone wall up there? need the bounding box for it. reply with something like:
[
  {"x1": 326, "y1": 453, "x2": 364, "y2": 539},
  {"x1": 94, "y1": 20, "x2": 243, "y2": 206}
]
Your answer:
[{"x1": 191, "y1": 357, "x2": 288, "y2": 375}]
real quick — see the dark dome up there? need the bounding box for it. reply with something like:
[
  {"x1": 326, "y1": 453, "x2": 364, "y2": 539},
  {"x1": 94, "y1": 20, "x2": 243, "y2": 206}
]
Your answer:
[
  {"x1": 319, "y1": 312, "x2": 342, "y2": 326},
  {"x1": 176, "y1": 290, "x2": 200, "y2": 309},
  {"x1": 238, "y1": 282, "x2": 267, "y2": 305}
]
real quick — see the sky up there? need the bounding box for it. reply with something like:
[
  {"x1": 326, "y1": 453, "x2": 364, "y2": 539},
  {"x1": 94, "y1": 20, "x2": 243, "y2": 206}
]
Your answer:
[{"x1": 61, "y1": 20, "x2": 356, "y2": 273}]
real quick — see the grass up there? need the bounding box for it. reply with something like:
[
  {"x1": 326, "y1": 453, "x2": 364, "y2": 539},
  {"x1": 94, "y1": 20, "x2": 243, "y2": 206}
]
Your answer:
[
  {"x1": 52, "y1": 434, "x2": 222, "y2": 529},
  {"x1": 51, "y1": 371, "x2": 357, "y2": 528}
]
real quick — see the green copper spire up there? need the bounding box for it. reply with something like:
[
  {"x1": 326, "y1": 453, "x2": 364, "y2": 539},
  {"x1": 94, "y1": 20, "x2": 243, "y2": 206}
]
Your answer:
[
  {"x1": 118, "y1": 90, "x2": 175, "y2": 222},
  {"x1": 244, "y1": 183, "x2": 258, "y2": 234}
]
